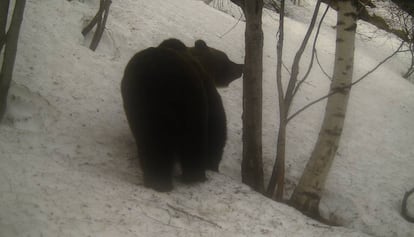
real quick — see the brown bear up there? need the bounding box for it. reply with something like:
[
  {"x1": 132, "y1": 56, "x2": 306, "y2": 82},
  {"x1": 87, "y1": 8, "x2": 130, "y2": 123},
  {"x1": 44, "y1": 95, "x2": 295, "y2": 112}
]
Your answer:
[{"x1": 121, "y1": 38, "x2": 243, "y2": 192}]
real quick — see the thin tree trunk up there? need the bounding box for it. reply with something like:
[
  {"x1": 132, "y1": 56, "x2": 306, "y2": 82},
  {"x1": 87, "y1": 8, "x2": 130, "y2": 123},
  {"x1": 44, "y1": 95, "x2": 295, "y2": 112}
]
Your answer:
[
  {"x1": 289, "y1": 0, "x2": 357, "y2": 218},
  {"x1": 0, "y1": 0, "x2": 10, "y2": 53},
  {"x1": 403, "y1": 43, "x2": 414, "y2": 78},
  {"x1": 267, "y1": 0, "x2": 286, "y2": 200},
  {"x1": 0, "y1": 0, "x2": 26, "y2": 122},
  {"x1": 270, "y1": 120, "x2": 286, "y2": 199},
  {"x1": 267, "y1": 0, "x2": 323, "y2": 200},
  {"x1": 241, "y1": 0, "x2": 265, "y2": 193}
]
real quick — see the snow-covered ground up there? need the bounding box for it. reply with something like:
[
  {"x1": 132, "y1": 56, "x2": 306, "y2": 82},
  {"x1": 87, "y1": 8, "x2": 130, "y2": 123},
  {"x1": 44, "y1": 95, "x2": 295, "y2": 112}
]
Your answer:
[{"x1": 0, "y1": 0, "x2": 413, "y2": 236}]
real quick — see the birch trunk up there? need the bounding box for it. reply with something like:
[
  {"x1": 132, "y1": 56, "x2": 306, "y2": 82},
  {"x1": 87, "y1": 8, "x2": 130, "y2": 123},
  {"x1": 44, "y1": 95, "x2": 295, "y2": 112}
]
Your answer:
[{"x1": 289, "y1": 0, "x2": 357, "y2": 217}]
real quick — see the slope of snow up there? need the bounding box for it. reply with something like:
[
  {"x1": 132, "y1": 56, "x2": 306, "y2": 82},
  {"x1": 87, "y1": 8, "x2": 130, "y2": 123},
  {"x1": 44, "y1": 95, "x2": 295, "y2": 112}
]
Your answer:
[{"x1": 0, "y1": 0, "x2": 413, "y2": 236}]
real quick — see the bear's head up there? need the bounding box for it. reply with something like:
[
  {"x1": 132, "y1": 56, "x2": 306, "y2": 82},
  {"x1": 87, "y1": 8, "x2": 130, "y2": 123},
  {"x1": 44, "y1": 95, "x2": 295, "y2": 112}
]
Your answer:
[{"x1": 190, "y1": 40, "x2": 243, "y2": 87}]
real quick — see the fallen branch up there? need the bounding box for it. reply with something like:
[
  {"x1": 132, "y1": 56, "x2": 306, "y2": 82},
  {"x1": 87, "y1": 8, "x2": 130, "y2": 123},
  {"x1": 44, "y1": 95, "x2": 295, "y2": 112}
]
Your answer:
[
  {"x1": 89, "y1": 0, "x2": 111, "y2": 51},
  {"x1": 401, "y1": 187, "x2": 414, "y2": 223},
  {"x1": 166, "y1": 203, "x2": 222, "y2": 229},
  {"x1": 81, "y1": 0, "x2": 112, "y2": 51},
  {"x1": 81, "y1": 0, "x2": 105, "y2": 36}
]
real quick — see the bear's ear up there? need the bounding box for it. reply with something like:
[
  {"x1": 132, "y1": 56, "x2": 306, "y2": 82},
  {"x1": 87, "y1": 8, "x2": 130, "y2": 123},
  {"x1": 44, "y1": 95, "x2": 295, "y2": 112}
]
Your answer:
[{"x1": 194, "y1": 40, "x2": 208, "y2": 51}]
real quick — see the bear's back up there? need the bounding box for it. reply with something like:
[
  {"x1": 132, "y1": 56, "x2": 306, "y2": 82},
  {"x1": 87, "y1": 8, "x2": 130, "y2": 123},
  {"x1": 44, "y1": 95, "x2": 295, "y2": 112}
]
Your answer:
[{"x1": 122, "y1": 47, "x2": 206, "y2": 105}]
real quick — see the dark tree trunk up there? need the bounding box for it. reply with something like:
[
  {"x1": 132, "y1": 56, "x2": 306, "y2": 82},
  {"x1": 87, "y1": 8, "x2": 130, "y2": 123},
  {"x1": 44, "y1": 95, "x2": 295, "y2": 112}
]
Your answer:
[
  {"x1": 236, "y1": 0, "x2": 265, "y2": 193},
  {"x1": 0, "y1": 0, "x2": 10, "y2": 53},
  {"x1": 0, "y1": 0, "x2": 26, "y2": 122}
]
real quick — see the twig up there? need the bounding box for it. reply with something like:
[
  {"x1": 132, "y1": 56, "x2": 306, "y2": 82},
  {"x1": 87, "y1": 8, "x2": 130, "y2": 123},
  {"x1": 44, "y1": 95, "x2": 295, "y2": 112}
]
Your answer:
[
  {"x1": 315, "y1": 49, "x2": 332, "y2": 80},
  {"x1": 282, "y1": 61, "x2": 291, "y2": 75},
  {"x1": 350, "y1": 41, "x2": 404, "y2": 86},
  {"x1": 167, "y1": 203, "x2": 222, "y2": 229},
  {"x1": 284, "y1": 0, "x2": 323, "y2": 108},
  {"x1": 293, "y1": 1, "x2": 330, "y2": 97},
  {"x1": 401, "y1": 187, "x2": 414, "y2": 223},
  {"x1": 138, "y1": 205, "x2": 182, "y2": 229},
  {"x1": 219, "y1": 9, "x2": 243, "y2": 38}
]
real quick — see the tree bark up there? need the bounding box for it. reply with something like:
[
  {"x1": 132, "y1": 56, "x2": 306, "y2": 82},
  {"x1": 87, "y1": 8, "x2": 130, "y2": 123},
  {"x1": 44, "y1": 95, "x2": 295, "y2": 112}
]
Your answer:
[
  {"x1": 289, "y1": 0, "x2": 357, "y2": 218},
  {"x1": 241, "y1": 0, "x2": 265, "y2": 193},
  {"x1": 266, "y1": 0, "x2": 286, "y2": 200},
  {"x1": 0, "y1": 0, "x2": 10, "y2": 53},
  {"x1": 0, "y1": 0, "x2": 26, "y2": 122}
]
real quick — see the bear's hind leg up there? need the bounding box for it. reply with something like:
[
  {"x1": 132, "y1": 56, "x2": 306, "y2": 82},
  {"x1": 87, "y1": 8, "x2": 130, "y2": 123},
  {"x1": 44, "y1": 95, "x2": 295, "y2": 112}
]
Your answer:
[
  {"x1": 179, "y1": 145, "x2": 207, "y2": 184},
  {"x1": 178, "y1": 116, "x2": 208, "y2": 184},
  {"x1": 140, "y1": 148, "x2": 174, "y2": 192}
]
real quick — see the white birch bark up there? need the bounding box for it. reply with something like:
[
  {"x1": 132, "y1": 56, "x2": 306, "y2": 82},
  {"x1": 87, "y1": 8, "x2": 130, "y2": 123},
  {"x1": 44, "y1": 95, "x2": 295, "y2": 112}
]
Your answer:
[{"x1": 289, "y1": 0, "x2": 357, "y2": 217}]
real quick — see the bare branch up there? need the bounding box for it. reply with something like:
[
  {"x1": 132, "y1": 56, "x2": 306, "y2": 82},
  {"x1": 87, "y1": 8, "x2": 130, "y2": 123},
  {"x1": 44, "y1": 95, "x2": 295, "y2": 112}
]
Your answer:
[
  {"x1": 350, "y1": 41, "x2": 404, "y2": 86},
  {"x1": 284, "y1": 0, "x2": 322, "y2": 109},
  {"x1": 293, "y1": 2, "x2": 330, "y2": 97},
  {"x1": 81, "y1": 0, "x2": 105, "y2": 36},
  {"x1": 282, "y1": 61, "x2": 291, "y2": 75},
  {"x1": 287, "y1": 41, "x2": 405, "y2": 122},
  {"x1": 166, "y1": 204, "x2": 222, "y2": 228},
  {"x1": 219, "y1": 10, "x2": 243, "y2": 38},
  {"x1": 230, "y1": 0, "x2": 244, "y2": 10},
  {"x1": 315, "y1": 49, "x2": 332, "y2": 80},
  {"x1": 89, "y1": 0, "x2": 111, "y2": 51}
]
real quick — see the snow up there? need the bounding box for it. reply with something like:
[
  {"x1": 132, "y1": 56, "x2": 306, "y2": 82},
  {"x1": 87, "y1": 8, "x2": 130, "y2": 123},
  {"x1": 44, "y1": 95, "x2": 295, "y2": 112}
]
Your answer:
[{"x1": 0, "y1": 0, "x2": 413, "y2": 236}]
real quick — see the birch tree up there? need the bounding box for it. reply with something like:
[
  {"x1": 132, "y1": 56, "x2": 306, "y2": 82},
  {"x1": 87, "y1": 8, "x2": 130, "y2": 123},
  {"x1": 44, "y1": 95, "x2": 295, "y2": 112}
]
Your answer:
[{"x1": 289, "y1": 0, "x2": 358, "y2": 218}]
